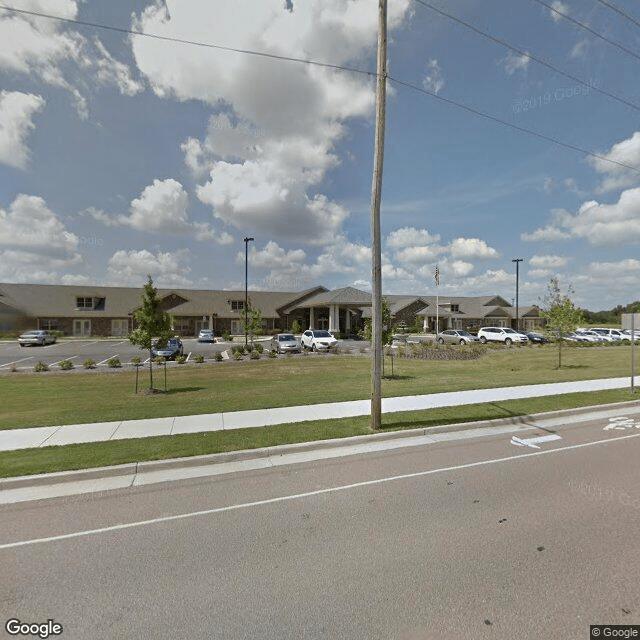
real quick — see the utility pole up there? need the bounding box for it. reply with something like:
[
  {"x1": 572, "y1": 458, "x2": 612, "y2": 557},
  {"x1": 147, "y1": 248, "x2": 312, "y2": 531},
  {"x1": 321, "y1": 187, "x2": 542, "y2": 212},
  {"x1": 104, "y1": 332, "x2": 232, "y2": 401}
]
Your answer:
[
  {"x1": 244, "y1": 236, "x2": 254, "y2": 346},
  {"x1": 512, "y1": 258, "x2": 523, "y2": 331},
  {"x1": 370, "y1": 0, "x2": 387, "y2": 430}
]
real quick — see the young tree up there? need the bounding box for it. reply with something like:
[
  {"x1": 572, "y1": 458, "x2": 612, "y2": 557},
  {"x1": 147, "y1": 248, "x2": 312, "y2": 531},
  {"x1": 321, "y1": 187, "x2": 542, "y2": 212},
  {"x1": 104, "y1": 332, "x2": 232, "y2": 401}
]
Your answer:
[
  {"x1": 361, "y1": 298, "x2": 394, "y2": 345},
  {"x1": 541, "y1": 276, "x2": 583, "y2": 369},
  {"x1": 128, "y1": 276, "x2": 173, "y2": 390},
  {"x1": 240, "y1": 300, "x2": 262, "y2": 346},
  {"x1": 291, "y1": 319, "x2": 301, "y2": 334}
]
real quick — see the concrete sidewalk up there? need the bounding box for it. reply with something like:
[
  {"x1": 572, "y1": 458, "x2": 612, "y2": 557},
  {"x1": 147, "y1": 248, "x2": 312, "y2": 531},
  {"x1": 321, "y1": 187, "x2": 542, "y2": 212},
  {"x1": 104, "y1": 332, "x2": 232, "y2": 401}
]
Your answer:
[{"x1": 1, "y1": 376, "x2": 637, "y2": 453}]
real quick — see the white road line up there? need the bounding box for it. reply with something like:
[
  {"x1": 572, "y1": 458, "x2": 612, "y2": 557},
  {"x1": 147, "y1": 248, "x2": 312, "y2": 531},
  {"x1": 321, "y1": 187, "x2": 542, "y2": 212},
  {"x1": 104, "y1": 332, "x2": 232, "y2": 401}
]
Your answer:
[
  {"x1": 0, "y1": 357, "x2": 34, "y2": 368},
  {"x1": 97, "y1": 354, "x2": 119, "y2": 366},
  {"x1": 2, "y1": 431, "x2": 639, "y2": 551},
  {"x1": 510, "y1": 434, "x2": 563, "y2": 449}
]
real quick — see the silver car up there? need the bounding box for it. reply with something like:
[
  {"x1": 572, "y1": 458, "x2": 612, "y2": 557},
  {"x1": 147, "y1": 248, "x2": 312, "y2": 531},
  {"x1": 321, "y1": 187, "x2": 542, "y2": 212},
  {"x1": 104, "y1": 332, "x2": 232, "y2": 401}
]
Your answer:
[
  {"x1": 18, "y1": 330, "x2": 57, "y2": 346},
  {"x1": 270, "y1": 333, "x2": 301, "y2": 353},
  {"x1": 436, "y1": 329, "x2": 479, "y2": 345}
]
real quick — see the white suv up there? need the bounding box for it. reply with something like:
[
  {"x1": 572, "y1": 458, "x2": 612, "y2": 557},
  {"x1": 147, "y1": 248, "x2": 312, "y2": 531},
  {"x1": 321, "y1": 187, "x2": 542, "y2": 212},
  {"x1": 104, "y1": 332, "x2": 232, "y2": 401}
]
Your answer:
[
  {"x1": 300, "y1": 329, "x2": 338, "y2": 351},
  {"x1": 591, "y1": 328, "x2": 628, "y2": 341},
  {"x1": 477, "y1": 327, "x2": 528, "y2": 346}
]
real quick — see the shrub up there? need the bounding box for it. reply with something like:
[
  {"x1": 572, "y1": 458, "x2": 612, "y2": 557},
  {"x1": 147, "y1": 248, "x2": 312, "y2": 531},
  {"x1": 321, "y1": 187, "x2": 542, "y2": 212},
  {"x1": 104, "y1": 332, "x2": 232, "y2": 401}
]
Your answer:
[
  {"x1": 131, "y1": 356, "x2": 141, "y2": 366},
  {"x1": 34, "y1": 361, "x2": 49, "y2": 372},
  {"x1": 83, "y1": 358, "x2": 96, "y2": 369},
  {"x1": 268, "y1": 349, "x2": 277, "y2": 358},
  {"x1": 59, "y1": 359, "x2": 74, "y2": 370},
  {"x1": 175, "y1": 354, "x2": 187, "y2": 364},
  {"x1": 222, "y1": 331, "x2": 231, "y2": 342},
  {"x1": 291, "y1": 320, "x2": 301, "y2": 334},
  {"x1": 214, "y1": 352, "x2": 223, "y2": 362},
  {"x1": 245, "y1": 343, "x2": 254, "y2": 353},
  {"x1": 255, "y1": 343, "x2": 264, "y2": 354},
  {"x1": 108, "y1": 356, "x2": 121, "y2": 368},
  {"x1": 233, "y1": 351, "x2": 244, "y2": 361},
  {"x1": 231, "y1": 345, "x2": 245, "y2": 356},
  {"x1": 250, "y1": 350, "x2": 260, "y2": 360},
  {"x1": 154, "y1": 356, "x2": 165, "y2": 364},
  {"x1": 195, "y1": 354, "x2": 205, "y2": 363}
]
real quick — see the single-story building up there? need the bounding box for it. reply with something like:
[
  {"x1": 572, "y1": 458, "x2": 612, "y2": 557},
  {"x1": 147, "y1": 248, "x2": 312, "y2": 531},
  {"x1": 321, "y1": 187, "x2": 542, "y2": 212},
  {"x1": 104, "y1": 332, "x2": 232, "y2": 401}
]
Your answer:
[{"x1": 0, "y1": 282, "x2": 543, "y2": 337}]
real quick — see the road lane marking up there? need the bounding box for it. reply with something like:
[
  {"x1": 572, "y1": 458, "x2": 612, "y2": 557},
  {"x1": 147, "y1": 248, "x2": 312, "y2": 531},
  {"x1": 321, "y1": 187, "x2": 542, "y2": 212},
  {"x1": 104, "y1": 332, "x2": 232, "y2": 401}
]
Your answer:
[
  {"x1": 510, "y1": 434, "x2": 563, "y2": 449},
  {"x1": 0, "y1": 357, "x2": 34, "y2": 368},
  {"x1": 1, "y1": 431, "x2": 639, "y2": 550},
  {"x1": 603, "y1": 416, "x2": 640, "y2": 430}
]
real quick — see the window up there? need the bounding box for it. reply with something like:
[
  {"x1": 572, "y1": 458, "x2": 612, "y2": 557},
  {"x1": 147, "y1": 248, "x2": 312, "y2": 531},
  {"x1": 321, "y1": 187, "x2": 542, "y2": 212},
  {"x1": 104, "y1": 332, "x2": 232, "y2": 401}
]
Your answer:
[
  {"x1": 230, "y1": 300, "x2": 244, "y2": 311},
  {"x1": 451, "y1": 304, "x2": 460, "y2": 313},
  {"x1": 41, "y1": 319, "x2": 58, "y2": 331},
  {"x1": 76, "y1": 297, "x2": 93, "y2": 309}
]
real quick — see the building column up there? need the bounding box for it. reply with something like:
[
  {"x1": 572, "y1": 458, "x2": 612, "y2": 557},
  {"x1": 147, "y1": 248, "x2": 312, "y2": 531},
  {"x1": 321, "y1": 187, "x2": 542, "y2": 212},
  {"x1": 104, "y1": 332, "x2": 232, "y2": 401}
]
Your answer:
[
  {"x1": 345, "y1": 309, "x2": 351, "y2": 333},
  {"x1": 328, "y1": 305, "x2": 340, "y2": 333},
  {"x1": 309, "y1": 307, "x2": 315, "y2": 329}
]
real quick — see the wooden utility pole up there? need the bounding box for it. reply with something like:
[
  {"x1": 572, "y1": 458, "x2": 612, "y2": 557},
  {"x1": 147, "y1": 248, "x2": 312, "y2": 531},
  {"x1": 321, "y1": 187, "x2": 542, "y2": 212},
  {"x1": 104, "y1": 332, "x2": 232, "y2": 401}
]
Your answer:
[{"x1": 370, "y1": 0, "x2": 387, "y2": 430}]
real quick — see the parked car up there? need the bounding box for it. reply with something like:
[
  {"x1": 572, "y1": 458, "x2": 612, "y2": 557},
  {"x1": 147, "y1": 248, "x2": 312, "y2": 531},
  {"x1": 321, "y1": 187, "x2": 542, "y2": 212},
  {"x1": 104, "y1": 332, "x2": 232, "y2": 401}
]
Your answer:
[
  {"x1": 477, "y1": 327, "x2": 528, "y2": 345},
  {"x1": 574, "y1": 330, "x2": 606, "y2": 343},
  {"x1": 437, "y1": 329, "x2": 479, "y2": 345},
  {"x1": 270, "y1": 333, "x2": 301, "y2": 353},
  {"x1": 18, "y1": 330, "x2": 57, "y2": 346},
  {"x1": 591, "y1": 328, "x2": 629, "y2": 341},
  {"x1": 621, "y1": 329, "x2": 640, "y2": 342},
  {"x1": 300, "y1": 329, "x2": 338, "y2": 351},
  {"x1": 522, "y1": 331, "x2": 548, "y2": 344},
  {"x1": 198, "y1": 329, "x2": 215, "y2": 342},
  {"x1": 151, "y1": 337, "x2": 184, "y2": 360}
]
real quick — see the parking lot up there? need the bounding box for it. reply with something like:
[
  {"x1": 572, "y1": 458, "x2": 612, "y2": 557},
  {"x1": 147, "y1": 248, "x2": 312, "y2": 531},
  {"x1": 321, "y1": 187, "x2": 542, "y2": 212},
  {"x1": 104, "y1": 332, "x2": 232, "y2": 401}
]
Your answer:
[
  {"x1": 0, "y1": 337, "x2": 370, "y2": 372},
  {"x1": 0, "y1": 338, "x2": 230, "y2": 372}
]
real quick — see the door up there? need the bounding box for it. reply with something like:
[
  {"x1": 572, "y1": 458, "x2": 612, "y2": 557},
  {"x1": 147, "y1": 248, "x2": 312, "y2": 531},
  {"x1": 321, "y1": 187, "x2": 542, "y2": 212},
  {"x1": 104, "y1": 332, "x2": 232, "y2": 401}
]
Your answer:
[{"x1": 74, "y1": 319, "x2": 91, "y2": 337}]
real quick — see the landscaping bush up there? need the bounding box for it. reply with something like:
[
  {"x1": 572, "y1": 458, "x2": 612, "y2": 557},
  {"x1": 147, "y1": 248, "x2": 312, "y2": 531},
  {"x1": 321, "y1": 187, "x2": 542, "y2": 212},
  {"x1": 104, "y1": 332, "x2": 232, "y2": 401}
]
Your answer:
[
  {"x1": 233, "y1": 351, "x2": 244, "y2": 361},
  {"x1": 131, "y1": 356, "x2": 141, "y2": 365},
  {"x1": 59, "y1": 359, "x2": 74, "y2": 370},
  {"x1": 34, "y1": 361, "x2": 49, "y2": 372},
  {"x1": 268, "y1": 349, "x2": 277, "y2": 358},
  {"x1": 195, "y1": 354, "x2": 205, "y2": 363},
  {"x1": 222, "y1": 331, "x2": 231, "y2": 342},
  {"x1": 214, "y1": 352, "x2": 223, "y2": 362},
  {"x1": 108, "y1": 357, "x2": 122, "y2": 368},
  {"x1": 250, "y1": 350, "x2": 260, "y2": 360},
  {"x1": 255, "y1": 343, "x2": 264, "y2": 354},
  {"x1": 231, "y1": 345, "x2": 245, "y2": 356},
  {"x1": 83, "y1": 358, "x2": 96, "y2": 369},
  {"x1": 175, "y1": 354, "x2": 187, "y2": 364}
]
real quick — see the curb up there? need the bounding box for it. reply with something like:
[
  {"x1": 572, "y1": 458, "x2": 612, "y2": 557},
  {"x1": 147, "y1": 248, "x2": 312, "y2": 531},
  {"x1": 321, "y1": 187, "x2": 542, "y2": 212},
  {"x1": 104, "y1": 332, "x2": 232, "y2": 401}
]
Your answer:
[{"x1": 2, "y1": 399, "x2": 640, "y2": 493}]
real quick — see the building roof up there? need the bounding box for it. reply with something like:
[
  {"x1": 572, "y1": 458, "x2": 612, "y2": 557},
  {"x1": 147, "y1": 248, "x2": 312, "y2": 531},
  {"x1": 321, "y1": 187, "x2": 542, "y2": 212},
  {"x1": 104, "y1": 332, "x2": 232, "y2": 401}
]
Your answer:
[{"x1": 293, "y1": 286, "x2": 373, "y2": 308}]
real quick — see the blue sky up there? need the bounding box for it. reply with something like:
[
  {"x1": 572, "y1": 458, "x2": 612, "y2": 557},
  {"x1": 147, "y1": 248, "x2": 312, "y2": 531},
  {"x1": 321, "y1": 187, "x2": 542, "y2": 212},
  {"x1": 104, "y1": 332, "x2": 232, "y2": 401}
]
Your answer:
[{"x1": 1, "y1": 0, "x2": 639, "y2": 310}]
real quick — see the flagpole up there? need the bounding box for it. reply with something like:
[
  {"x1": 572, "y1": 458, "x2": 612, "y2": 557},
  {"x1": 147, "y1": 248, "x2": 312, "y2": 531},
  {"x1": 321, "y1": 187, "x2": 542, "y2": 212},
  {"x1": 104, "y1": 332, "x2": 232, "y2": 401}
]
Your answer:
[{"x1": 435, "y1": 265, "x2": 440, "y2": 337}]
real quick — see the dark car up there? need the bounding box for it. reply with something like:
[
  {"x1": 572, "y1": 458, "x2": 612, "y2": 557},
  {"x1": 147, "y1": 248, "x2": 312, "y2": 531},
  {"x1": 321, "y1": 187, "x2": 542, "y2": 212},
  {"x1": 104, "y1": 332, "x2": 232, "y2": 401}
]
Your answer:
[
  {"x1": 523, "y1": 331, "x2": 548, "y2": 344},
  {"x1": 151, "y1": 337, "x2": 184, "y2": 360}
]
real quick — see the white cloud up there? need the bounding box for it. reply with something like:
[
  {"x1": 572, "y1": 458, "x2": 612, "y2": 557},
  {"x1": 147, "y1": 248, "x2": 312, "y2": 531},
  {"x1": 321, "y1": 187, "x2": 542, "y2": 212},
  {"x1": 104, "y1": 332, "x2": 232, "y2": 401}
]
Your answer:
[
  {"x1": 132, "y1": 0, "x2": 411, "y2": 245},
  {"x1": 91, "y1": 178, "x2": 223, "y2": 242},
  {"x1": 0, "y1": 91, "x2": 45, "y2": 169},
  {"x1": 521, "y1": 225, "x2": 572, "y2": 242},
  {"x1": 106, "y1": 249, "x2": 193, "y2": 287},
  {"x1": 0, "y1": 2, "x2": 143, "y2": 118},
  {"x1": 549, "y1": 1, "x2": 569, "y2": 22},
  {"x1": 387, "y1": 227, "x2": 441, "y2": 249},
  {"x1": 422, "y1": 59, "x2": 444, "y2": 95},
  {"x1": 530, "y1": 254, "x2": 567, "y2": 269},
  {"x1": 449, "y1": 238, "x2": 498, "y2": 260},
  {"x1": 503, "y1": 51, "x2": 530, "y2": 76},
  {"x1": 0, "y1": 193, "x2": 82, "y2": 281},
  {"x1": 589, "y1": 131, "x2": 640, "y2": 194}
]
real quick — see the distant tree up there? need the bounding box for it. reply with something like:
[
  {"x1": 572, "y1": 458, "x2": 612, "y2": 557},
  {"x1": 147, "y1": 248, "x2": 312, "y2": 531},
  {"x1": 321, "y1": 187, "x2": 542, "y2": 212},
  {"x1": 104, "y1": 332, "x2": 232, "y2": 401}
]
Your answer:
[
  {"x1": 361, "y1": 298, "x2": 394, "y2": 345},
  {"x1": 541, "y1": 277, "x2": 583, "y2": 369},
  {"x1": 128, "y1": 276, "x2": 172, "y2": 391},
  {"x1": 291, "y1": 319, "x2": 301, "y2": 334}
]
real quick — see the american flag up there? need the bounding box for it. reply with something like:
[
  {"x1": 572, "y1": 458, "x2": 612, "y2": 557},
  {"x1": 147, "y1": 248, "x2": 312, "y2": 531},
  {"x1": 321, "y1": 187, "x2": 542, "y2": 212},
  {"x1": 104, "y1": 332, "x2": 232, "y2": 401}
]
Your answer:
[{"x1": 434, "y1": 265, "x2": 440, "y2": 286}]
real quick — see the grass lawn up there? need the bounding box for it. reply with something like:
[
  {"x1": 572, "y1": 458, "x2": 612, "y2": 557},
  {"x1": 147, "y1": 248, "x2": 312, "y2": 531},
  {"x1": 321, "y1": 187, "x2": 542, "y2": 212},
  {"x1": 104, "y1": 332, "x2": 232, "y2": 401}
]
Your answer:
[{"x1": 0, "y1": 344, "x2": 638, "y2": 477}]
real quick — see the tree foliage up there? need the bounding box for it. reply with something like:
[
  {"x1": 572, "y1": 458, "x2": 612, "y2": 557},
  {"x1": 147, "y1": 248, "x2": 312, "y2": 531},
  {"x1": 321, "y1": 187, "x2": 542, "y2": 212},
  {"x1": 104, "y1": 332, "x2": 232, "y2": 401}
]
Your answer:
[
  {"x1": 128, "y1": 276, "x2": 172, "y2": 390},
  {"x1": 240, "y1": 300, "x2": 262, "y2": 345},
  {"x1": 541, "y1": 277, "x2": 583, "y2": 368},
  {"x1": 361, "y1": 298, "x2": 394, "y2": 345}
]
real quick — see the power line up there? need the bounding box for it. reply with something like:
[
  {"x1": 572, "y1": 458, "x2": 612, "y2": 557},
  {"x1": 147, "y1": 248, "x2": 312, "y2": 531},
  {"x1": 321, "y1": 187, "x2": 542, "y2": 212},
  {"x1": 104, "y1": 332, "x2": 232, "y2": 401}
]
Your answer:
[
  {"x1": 0, "y1": 4, "x2": 374, "y2": 79},
  {"x1": 387, "y1": 74, "x2": 640, "y2": 175},
  {"x1": 531, "y1": 0, "x2": 640, "y2": 63},
  {"x1": 593, "y1": 0, "x2": 640, "y2": 31},
  {"x1": 2, "y1": 3, "x2": 639, "y2": 176},
  {"x1": 413, "y1": 0, "x2": 640, "y2": 113}
]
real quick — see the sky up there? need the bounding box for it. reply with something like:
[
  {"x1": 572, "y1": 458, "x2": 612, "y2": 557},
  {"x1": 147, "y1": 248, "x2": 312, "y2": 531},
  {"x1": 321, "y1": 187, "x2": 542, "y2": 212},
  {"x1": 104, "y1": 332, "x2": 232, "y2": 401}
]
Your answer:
[{"x1": 1, "y1": 0, "x2": 640, "y2": 310}]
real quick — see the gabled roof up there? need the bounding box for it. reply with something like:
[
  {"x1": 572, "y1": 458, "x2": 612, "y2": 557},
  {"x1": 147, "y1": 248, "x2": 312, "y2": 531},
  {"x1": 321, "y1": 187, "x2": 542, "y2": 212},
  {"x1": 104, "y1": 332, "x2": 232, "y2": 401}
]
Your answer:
[{"x1": 295, "y1": 286, "x2": 373, "y2": 308}]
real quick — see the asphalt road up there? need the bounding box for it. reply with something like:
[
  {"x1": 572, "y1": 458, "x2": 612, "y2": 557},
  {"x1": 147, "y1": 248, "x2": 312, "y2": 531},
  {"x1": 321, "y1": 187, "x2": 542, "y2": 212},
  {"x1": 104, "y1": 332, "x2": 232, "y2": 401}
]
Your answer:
[
  {"x1": 0, "y1": 338, "x2": 368, "y2": 371},
  {"x1": 1, "y1": 410, "x2": 639, "y2": 639}
]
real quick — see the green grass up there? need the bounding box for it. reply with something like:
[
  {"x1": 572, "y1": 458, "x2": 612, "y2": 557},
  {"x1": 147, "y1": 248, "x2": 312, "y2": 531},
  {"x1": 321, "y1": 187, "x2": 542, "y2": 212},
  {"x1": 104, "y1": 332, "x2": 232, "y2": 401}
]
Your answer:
[
  {"x1": 0, "y1": 344, "x2": 638, "y2": 477},
  {"x1": 0, "y1": 387, "x2": 637, "y2": 478}
]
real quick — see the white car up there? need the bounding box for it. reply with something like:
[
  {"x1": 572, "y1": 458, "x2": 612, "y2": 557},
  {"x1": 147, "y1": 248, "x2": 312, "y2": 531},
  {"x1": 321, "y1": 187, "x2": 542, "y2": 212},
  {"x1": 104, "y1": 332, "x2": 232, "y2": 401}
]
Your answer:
[
  {"x1": 198, "y1": 329, "x2": 215, "y2": 342},
  {"x1": 270, "y1": 333, "x2": 301, "y2": 353},
  {"x1": 591, "y1": 328, "x2": 629, "y2": 341},
  {"x1": 300, "y1": 329, "x2": 338, "y2": 351},
  {"x1": 574, "y1": 330, "x2": 606, "y2": 342},
  {"x1": 477, "y1": 327, "x2": 528, "y2": 345},
  {"x1": 18, "y1": 330, "x2": 57, "y2": 346}
]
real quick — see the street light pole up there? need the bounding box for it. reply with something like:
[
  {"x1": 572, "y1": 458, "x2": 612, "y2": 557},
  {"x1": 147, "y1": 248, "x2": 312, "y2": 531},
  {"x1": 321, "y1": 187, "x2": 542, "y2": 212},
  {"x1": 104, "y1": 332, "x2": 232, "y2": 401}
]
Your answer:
[
  {"x1": 244, "y1": 236, "x2": 254, "y2": 347},
  {"x1": 512, "y1": 258, "x2": 523, "y2": 331}
]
